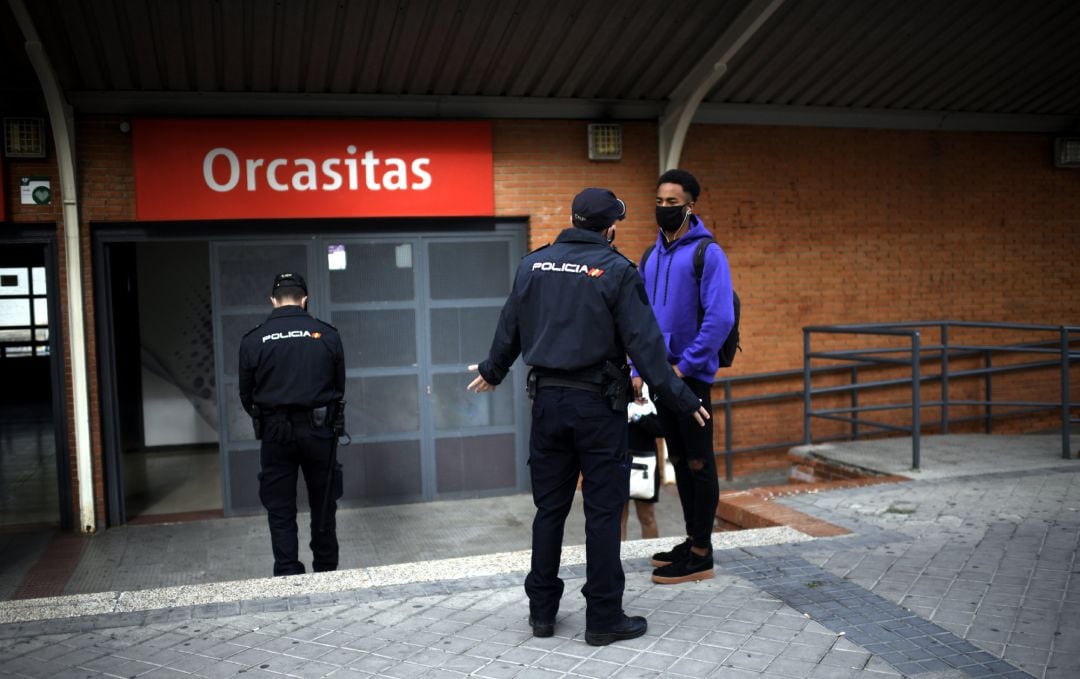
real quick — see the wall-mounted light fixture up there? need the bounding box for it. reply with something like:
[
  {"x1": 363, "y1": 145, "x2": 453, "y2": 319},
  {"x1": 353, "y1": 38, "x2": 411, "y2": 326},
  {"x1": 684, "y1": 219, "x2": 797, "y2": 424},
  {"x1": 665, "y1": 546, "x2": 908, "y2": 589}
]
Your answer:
[
  {"x1": 1054, "y1": 137, "x2": 1080, "y2": 168},
  {"x1": 4, "y1": 117, "x2": 46, "y2": 158},
  {"x1": 588, "y1": 123, "x2": 622, "y2": 161}
]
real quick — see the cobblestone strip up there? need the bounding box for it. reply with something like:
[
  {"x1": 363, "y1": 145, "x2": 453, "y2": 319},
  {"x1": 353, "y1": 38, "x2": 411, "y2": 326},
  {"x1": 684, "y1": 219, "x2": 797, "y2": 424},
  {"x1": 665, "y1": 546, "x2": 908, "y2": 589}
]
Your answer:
[
  {"x1": 0, "y1": 573, "x2": 523, "y2": 641},
  {"x1": 719, "y1": 552, "x2": 1034, "y2": 678},
  {"x1": 0, "y1": 571, "x2": 908, "y2": 679}
]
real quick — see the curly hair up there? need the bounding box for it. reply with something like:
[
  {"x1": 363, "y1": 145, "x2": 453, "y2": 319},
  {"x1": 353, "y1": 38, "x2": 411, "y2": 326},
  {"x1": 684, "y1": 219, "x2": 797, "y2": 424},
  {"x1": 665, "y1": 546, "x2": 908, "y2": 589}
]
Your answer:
[{"x1": 656, "y1": 169, "x2": 700, "y2": 201}]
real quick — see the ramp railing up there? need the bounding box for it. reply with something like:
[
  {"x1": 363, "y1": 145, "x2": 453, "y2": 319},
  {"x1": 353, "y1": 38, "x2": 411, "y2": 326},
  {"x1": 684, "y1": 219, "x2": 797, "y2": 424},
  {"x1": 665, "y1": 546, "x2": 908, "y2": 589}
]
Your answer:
[{"x1": 796, "y1": 321, "x2": 1080, "y2": 470}]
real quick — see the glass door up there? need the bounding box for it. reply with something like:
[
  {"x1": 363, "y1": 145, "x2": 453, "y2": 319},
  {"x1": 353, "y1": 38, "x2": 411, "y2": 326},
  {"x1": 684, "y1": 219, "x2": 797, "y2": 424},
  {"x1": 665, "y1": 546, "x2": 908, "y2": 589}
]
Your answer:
[
  {"x1": 425, "y1": 237, "x2": 523, "y2": 498},
  {"x1": 323, "y1": 238, "x2": 426, "y2": 505},
  {"x1": 212, "y1": 229, "x2": 526, "y2": 514},
  {"x1": 212, "y1": 241, "x2": 312, "y2": 514}
]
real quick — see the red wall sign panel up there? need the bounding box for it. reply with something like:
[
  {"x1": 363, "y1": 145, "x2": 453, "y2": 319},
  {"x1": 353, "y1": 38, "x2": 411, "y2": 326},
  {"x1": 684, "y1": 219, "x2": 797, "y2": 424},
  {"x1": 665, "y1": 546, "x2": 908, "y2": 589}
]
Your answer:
[{"x1": 133, "y1": 119, "x2": 494, "y2": 221}]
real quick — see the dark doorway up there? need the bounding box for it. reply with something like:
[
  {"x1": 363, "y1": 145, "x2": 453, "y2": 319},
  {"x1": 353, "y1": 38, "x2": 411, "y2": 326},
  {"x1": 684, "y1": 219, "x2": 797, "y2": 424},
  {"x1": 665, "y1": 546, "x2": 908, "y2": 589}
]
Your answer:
[
  {"x1": 100, "y1": 240, "x2": 222, "y2": 525},
  {"x1": 0, "y1": 239, "x2": 68, "y2": 528}
]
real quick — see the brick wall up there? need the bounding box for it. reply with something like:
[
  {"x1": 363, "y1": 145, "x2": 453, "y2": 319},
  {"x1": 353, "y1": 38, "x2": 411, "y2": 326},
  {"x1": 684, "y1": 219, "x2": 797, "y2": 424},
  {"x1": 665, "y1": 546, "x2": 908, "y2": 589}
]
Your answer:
[
  {"x1": 9, "y1": 117, "x2": 1079, "y2": 530},
  {"x1": 495, "y1": 121, "x2": 1080, "y2": 472},
  {"x1": 684, "y1": 125, "x2": 1080, "y2": 466}
]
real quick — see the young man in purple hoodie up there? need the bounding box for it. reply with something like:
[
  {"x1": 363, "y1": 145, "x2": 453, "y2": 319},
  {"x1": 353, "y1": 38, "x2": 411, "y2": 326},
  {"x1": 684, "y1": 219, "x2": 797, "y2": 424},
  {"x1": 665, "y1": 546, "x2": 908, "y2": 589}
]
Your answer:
[{"x1": 631, "y1": 169, "x2": 735, "y2": 584}]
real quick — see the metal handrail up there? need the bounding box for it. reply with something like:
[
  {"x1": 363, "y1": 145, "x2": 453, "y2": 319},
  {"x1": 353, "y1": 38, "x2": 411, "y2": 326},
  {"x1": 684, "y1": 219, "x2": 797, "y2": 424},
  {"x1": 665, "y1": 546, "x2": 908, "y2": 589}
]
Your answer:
[
  {"x1": 712, "y1": 363, "x2": 855, "y2": 480},
  {"x1": 798, "y1": 322, "x2": 1079, "y2": 470},
  {"x1": 707, "y1": 325, "x2": 1078, "y2": 480}
]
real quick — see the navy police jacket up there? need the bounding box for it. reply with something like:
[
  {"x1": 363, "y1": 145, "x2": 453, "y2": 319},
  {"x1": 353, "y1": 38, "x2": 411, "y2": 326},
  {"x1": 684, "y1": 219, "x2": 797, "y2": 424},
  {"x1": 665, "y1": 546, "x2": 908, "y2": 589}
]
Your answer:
[
  {"x1": 238, "y1": 305, "x2": 345, "y2": 415},
  {"x1": 479, "y1": 227, "x2": 701, "y2": 415}
]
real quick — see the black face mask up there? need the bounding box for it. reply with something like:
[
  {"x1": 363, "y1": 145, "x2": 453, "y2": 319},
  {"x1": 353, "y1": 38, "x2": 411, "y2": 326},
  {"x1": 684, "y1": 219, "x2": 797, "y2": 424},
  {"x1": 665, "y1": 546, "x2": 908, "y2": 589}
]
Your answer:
[{"x1": 656, "y1": 204, "x2": 689, "y2": 233}]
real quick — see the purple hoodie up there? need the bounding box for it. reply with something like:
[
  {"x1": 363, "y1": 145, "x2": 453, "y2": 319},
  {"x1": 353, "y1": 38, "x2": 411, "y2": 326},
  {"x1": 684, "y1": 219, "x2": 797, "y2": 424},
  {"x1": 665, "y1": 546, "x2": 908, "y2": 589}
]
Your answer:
[{"x1": 634, "y1": 215, "x2": 734, "y2": 384}]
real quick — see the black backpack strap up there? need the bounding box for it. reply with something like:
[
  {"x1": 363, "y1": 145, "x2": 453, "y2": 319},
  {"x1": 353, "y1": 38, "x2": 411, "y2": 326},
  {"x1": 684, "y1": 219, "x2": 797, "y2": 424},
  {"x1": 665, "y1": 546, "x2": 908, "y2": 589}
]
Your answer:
[
  {"x1": 640, "y1": 244, "x2": 656, "y2": 270},
  {"x1": 693, "y1": 239, "x2": 715, "y2": 329},
  {"x1": 692, "y1": 238, "x2": 715, "y2": 282}
]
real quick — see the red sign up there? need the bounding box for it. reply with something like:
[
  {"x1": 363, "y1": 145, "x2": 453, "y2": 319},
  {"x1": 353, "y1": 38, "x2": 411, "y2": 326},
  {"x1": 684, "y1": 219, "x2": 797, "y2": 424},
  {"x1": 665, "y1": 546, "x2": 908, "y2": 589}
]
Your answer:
[{"x1": 133, "y1": 119, "x2": 493, "y2": 221}]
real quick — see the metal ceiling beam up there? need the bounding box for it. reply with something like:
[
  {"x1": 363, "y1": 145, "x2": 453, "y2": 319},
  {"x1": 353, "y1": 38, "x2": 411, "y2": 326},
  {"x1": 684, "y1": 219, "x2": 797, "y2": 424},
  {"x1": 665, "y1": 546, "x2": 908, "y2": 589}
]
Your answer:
[
  {"x1": 693, "y1": 103, "x2": 1079, "y2": 133},
  {"x1": 657, "y1": 0, "x2": 786, "y2": 173},
  {"x1": 64, "y1": 91, "x2": 665, "y2": 119},
  {"x1": 61, "y1": 90, "x2": 1078, "y2": 133}
]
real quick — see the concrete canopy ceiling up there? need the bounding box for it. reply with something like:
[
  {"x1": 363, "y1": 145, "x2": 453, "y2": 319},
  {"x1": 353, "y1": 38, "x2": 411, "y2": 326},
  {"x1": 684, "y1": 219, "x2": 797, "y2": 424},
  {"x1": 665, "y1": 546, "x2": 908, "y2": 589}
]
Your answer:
[{"x1": 2, "y1": 0, "x2": 1078, "y2": 133}]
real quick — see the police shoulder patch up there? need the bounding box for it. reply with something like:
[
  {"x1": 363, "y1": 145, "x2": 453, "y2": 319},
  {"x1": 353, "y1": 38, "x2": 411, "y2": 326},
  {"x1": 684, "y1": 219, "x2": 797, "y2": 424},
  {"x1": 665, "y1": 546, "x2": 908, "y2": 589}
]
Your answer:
[
  {"x1": 610, "y1": 248, "x2": 637, "y2": 268},
  {"x1": 523, "y1": 243, "x2": 550, "y2": 258}
]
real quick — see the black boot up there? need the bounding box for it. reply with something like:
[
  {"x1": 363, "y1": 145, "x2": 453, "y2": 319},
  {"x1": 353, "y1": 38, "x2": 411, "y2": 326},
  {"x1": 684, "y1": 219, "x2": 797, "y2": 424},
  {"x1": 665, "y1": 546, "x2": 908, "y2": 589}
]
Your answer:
[
  {"x1": 528, "y1": 616, "x2": 554, "y2": 638},
  {"x1": 585, "y1": 613, "x2": 647, "y2": 646}
]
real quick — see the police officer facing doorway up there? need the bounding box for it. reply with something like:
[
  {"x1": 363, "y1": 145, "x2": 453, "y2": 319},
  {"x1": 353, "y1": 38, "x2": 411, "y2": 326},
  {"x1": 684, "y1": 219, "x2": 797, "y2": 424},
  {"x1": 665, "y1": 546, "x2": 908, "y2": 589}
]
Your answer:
[
  {"x1": 239, "y1": 273, "x2": 346, "y2": 577},
  {"x1": 468, "y1": 189, "x2": 709, "y2": 646}
]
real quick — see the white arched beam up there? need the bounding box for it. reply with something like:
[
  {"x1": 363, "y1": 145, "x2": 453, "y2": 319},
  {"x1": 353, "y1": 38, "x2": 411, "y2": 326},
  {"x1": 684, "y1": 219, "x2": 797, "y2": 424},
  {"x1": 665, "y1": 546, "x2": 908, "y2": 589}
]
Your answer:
[
  {"x1": 659, "y1": 0, "x2": 786, "y2": 173},
  {"x1": 10, "y1": 0, "x2": 96, "y2": 532}
]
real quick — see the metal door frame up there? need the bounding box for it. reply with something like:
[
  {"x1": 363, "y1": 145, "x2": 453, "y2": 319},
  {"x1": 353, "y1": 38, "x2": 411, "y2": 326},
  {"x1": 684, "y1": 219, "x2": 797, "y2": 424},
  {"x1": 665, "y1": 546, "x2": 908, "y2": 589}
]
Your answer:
[
  {"x1": 210, "y1": 237, "x2": 317, "y2": 515},
  {"x1": 210, "y1": 223, "x2": 528, "y2": 514},
  {"x1": 95, "y1": 231, "x2": 217, "y2": 526},
  {"x1": 313, "y1": 234, "x2": 429, "y2": 503},
  {"x1": 409, "y1": 232, "x2": 528, "y2": 500},
  {"x1": 0, "y1": 228, "x2": 72, "y2": 529},
  {"x1": 418, "y1": 226, "x2": 528, "y2": 500},
  {"x1": 94, "y1": 219, "x2": 527, "y2": 521}
]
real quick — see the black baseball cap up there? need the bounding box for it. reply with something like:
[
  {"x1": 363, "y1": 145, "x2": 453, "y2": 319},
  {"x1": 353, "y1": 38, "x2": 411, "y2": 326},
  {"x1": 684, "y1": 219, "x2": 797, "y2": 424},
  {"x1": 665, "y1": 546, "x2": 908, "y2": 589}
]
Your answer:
[
  {"x1": 272, "y1": 272, "x2": 307, "y2": 295},
  {"x1": 571, "y1": 188, "x2": 626, "y2": 230}
]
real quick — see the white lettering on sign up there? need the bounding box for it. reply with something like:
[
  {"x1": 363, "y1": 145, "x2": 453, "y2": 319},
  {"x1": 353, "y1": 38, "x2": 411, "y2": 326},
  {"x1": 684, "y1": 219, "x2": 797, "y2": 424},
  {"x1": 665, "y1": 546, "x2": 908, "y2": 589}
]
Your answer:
[
  {"x1": 203, "y1": 146, "x2": 433, "y2": 193},
  {"x1": 204, "y1": 148, "x2": 239, "y2": 192}
]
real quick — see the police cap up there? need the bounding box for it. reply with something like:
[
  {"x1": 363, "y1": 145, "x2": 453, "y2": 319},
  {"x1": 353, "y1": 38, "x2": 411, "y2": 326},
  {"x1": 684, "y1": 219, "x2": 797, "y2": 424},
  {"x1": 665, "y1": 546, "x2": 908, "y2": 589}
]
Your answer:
[
  {"x1": 272, "y1": 272, "x2": 307, "y2": 295},
  {"x1": 571, "y1": 188, "x2": 626, "y2": 231}
]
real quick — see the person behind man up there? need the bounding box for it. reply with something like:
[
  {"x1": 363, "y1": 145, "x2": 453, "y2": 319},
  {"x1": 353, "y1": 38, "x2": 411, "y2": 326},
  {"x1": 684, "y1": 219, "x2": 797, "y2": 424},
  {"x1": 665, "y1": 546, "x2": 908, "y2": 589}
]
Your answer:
[
  {"x1": 467, "y1": 188, "x2": 709, "y2": 646},
  {"x1": 633, "y1": 169, "x2": 735, "y2": 585},
  {"x1": 239, "y1": 272, "x2": 346, "y2": 577},
  {"x1": 621, "y1": 383, "x2": 663, "y2": 541}
]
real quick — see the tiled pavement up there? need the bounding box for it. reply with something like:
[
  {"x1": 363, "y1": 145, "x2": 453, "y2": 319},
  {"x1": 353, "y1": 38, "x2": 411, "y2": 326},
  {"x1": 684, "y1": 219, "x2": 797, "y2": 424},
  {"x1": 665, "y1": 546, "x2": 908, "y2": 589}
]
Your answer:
[
  {"x1": 0, "y1": 564, "x2": 916, "y2": 679},
  {"x1": 1, "y1": 434, "x2": 1077, "y2": 678},
  {"x1": 781, "y1": 462, "x2": 1080, "y2": 679}
]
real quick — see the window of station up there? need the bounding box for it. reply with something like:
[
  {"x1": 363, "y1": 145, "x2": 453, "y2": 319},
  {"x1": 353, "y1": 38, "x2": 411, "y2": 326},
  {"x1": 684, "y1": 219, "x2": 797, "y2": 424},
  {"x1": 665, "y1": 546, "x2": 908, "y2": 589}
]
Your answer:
[{"x1": 0, "y1": 266, "x2": 49, "y2": 358}]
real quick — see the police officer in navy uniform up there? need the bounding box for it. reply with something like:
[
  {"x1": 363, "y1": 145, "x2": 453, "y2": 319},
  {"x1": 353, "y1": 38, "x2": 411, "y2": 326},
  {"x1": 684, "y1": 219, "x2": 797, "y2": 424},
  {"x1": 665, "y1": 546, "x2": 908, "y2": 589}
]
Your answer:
[
  {"x1": 468, "y1": 189, "x2": 709, "y2": 646},
  {"x1": 239, "y1": 272, "x2": 346, "y2": 577}
]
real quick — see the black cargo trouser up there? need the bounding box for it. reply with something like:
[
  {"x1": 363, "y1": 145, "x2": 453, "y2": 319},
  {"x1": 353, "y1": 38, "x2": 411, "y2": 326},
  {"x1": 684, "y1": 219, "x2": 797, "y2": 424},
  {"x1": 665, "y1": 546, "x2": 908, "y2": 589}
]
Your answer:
[
  {"x1": 258, "y1": 412, "x2": 343, "y2": 576},
  {"x1": 655, "y1": 376, "x2": 719, "y2": 550},
  {"x1": 525, "y1": 387, "x2": 630, "y2": 631}
]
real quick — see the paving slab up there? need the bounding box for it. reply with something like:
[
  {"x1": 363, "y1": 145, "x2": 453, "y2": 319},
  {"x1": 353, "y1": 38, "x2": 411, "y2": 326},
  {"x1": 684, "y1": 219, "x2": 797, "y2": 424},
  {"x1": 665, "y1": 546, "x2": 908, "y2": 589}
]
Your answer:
[
  {"x1": 2, "y1": 434, "x2": 1077, "y2": 678},
  {"x1": 792, "y1": 433, "x2": 1078, "y2": 481}
]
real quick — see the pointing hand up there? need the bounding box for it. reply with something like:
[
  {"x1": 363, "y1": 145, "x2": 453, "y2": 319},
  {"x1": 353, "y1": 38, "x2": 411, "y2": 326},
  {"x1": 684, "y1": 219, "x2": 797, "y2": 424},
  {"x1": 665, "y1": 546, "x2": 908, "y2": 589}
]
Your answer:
[{"x1": 466, "y1": 364, "x2": 496, "y2": 393}]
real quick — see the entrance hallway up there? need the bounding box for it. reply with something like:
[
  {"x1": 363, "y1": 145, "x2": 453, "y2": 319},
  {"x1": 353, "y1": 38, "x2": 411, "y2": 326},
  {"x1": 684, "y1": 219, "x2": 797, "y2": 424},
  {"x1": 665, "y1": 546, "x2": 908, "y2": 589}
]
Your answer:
[
  {"x1": 0, "y1": 403, "x2": 58, "y2": 528},
  {"x1": 123, "y1": 445, "x2": 222, "y2": 519},
  {"x1": 1, "y1": 433, "x2": 1076, "y2": 678},
  {"x1": 1, "y1": 403, "x2": 222, "y2": 527}
]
